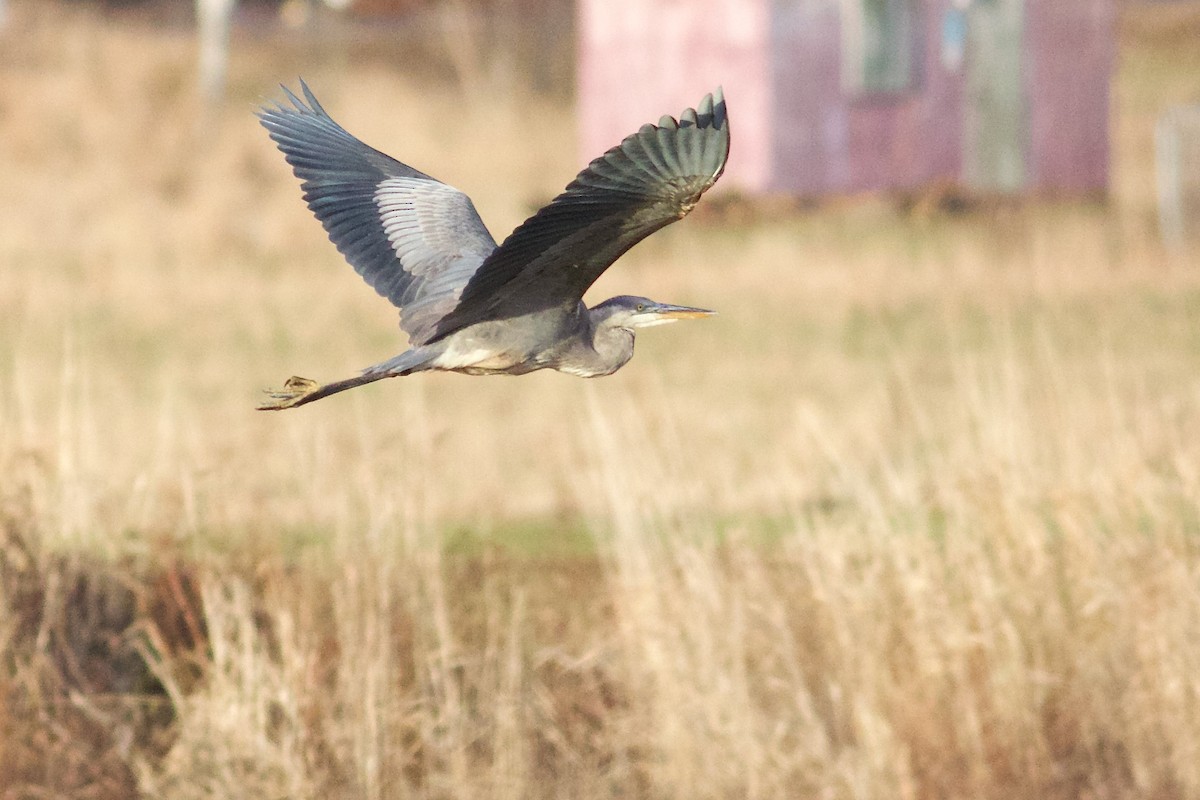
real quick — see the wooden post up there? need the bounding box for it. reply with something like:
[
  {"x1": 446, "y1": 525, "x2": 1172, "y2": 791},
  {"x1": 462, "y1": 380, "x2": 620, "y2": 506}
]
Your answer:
[{"x1": 197, "y1": 0, "x2": 237, "y2": 103}]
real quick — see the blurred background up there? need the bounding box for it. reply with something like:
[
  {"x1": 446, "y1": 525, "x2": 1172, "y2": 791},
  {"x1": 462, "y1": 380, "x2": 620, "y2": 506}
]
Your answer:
[{"x1": 3, "y1": 1, "x2": 1200, "y2": 798}]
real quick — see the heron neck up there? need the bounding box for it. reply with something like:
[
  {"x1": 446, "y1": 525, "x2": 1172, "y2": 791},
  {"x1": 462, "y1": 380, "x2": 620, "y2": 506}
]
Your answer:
[
  {"x1": 548, "y1": 304, "x2": 635, "y2": 378},
  {"x1": 581, "y1": 313, "x2": 635, "y2": 376}
]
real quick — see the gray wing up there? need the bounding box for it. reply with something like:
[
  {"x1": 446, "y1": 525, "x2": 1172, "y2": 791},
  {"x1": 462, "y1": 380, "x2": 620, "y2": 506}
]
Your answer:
[
  {"x1": 258, "y1": 81, "x2": 498, "y2": 345},
  {"x1": 427, "y1": 88, "x2": 729, "y2": 342}
]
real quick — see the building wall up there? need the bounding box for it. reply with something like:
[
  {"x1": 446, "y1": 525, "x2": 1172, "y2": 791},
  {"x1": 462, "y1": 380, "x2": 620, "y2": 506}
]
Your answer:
[
  {"x1": 577, "y1": 0, "x2": 775, "y2": 192},
  {"x1": 577, "y1": 0, "x2": 1113, "y2": 197},
  {"x1": 963, "y1": 0, "x2": 1027, "y2": 191},
  {"x1": 766, "y1": 0, "x2": 847, "y2": 193},
  {"x1": 770, "y1": 0, "x2": 964, "y2": 195},
  {"x1": 1025, "y1": 0, "x2": 1115, "y2": 192}
]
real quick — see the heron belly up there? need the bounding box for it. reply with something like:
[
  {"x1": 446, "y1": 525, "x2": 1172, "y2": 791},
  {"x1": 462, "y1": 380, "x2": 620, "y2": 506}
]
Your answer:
[
  {"x1": 430, "y1": 307, "x2": 585, "y2": 376},
  {"x1": 431, "y1": 343, "x2": 536, "y2": 375},
  {"x1": 555, "y1": 362, "x2": 616, "y2": 378}
]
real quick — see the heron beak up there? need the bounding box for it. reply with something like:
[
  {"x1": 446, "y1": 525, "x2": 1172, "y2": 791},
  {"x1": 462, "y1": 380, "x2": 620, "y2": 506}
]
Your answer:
[
  {"x1": 653, "y1": 303, "x2": 717, "y2": 320},
  {"x1": 629, "y1": 302, "x2": 716, "y2": 328}
]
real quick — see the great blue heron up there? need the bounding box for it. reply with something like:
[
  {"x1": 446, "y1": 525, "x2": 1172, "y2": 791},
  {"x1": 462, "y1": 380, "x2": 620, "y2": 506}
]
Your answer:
[{"x1": 257, "y1": 81, "x2": 729, "y2": 410}]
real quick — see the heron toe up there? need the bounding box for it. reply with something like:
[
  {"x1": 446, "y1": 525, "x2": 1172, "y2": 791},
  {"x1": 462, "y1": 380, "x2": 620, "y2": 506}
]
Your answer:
[{"x1": 257, "y1": 375, "x2": 320, "y2": 410}]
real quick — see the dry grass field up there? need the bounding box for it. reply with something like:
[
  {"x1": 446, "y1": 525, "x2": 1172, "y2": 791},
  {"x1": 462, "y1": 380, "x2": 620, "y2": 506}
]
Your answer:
[{"x1": 3, "y1": 1, "x2": 1200, "y2": 797}]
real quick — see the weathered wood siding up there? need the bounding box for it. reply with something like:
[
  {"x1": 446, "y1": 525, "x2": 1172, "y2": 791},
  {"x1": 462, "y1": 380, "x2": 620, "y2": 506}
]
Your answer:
[
  {"x1": 1025, "y1": 0, "x2": 1115, "y2": 192},
  {"x1": 964, "y1": 0, "x2": 1026, "y2": 191},
  {"x1": 770, "y1": 0, "x2": 964, "y2": 194}
]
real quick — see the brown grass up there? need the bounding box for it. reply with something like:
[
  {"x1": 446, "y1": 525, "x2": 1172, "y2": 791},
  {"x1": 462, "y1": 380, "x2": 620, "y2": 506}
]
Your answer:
[{"x1": 4, "y1": 0, "x2": 1200, "y2": 797}]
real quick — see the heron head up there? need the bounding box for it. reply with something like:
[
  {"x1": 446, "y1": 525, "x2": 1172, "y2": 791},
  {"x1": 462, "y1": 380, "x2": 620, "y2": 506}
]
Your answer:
[{"x1": 593, "y1": 295, "x2": 716, "y2": 331}]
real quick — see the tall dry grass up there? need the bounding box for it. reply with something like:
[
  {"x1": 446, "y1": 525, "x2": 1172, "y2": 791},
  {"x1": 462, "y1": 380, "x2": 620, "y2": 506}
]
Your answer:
[{"x1": 3, "y1": 1, "x2": 1200, "y2": 797}]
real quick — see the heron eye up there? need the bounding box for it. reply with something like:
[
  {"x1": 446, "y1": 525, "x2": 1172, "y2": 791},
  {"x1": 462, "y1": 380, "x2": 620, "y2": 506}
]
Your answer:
[{"x1": 635, "y1": 303, "x2": 646, "y2": 312}]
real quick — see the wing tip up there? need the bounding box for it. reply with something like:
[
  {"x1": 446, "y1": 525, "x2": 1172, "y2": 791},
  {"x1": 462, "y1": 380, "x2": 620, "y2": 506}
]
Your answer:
[
  {"x1": 670, "y1": 87, "x2": 728, "y2": 133},
  {"x1": 598, "y1": 84, "x2": 730, "y2": 185},
  {"x1": 695, "y1": 87, "x2": 727, "y2": 132},
  {"x1": 257, "y1": 77, "x2": 330, "y2": 121}
]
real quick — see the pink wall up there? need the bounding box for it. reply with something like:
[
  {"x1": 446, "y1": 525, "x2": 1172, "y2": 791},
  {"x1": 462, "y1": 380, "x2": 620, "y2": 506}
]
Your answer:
[
  {"x1": 1025, "y1": 0, "x2": 1115, "y2": 192},
  {"x1": 768, "y1": 0, "x2": 964, "y2": 194},
  {"x1": 577, "y1": 0, "x2": 774, "y2": 192},
  {"x1": 577, "y1": 0, "x2": 1113, "y2": 197}
]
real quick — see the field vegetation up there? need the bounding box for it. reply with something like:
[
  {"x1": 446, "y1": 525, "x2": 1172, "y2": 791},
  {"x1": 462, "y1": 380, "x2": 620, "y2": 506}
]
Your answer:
[{"x1": 3, "y1": 1, "x2": 1200, "y2": 797}]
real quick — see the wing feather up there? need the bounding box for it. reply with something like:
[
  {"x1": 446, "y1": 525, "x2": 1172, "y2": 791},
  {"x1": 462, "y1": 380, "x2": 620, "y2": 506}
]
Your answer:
[
  {"x1": 258, "y1": 81, "x2": 497, "y2": 345},
  {"x1": 429, "y1": 88, "x2": 729, "y2": 340}
]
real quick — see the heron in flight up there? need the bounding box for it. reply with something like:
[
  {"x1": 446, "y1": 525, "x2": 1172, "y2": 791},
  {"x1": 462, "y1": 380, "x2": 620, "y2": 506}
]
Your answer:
[{"x1": 257, "y1": 81, "x2": 729, "y2": 409}]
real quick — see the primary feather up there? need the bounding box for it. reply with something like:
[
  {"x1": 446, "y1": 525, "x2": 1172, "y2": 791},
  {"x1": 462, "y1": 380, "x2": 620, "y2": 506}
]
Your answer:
[{"x1": 257, "y1": 81, "x2": 496, "y2": 345}]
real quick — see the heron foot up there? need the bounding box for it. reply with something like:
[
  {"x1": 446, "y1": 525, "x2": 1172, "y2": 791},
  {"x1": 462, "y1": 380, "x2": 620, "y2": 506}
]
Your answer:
[{"x1": 257, "y1": 376, "x2": 320, "y2": 410}]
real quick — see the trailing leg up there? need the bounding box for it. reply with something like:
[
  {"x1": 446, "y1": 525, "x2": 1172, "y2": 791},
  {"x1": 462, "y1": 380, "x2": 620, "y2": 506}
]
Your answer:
[
  {"x1": 257, "y1": 348, "x2": 438, "y2": 410},
  {"x1": 257, "y1": 373, "x2": 392, "y2": 410}
]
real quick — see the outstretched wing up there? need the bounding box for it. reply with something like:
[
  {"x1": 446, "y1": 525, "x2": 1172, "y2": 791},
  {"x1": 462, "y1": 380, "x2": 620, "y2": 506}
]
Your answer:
[
  {"x1": 428, "y1": 88, "x2": 729, "y2": 342},
  {"x1": 258, "y1": 81, "x2": 498, "y2": 345}
]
